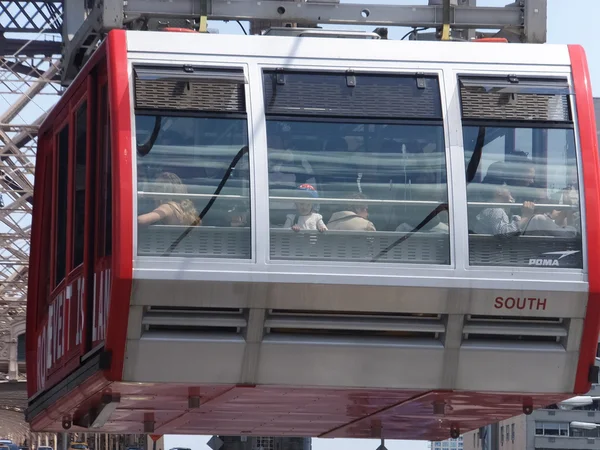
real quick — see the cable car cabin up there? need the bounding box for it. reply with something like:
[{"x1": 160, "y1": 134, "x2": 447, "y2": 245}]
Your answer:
[{"x1": 25, "y1": 29, "x2": 600, "y2": 441}]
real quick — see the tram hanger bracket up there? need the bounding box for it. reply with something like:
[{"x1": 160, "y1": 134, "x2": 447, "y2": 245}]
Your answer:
[
  {"x1": 98, "y1": 349, "x2": 112, "y2": 370},
  {"x1": 144, "y1": 412, "x2": 156, "y2": 432},
  {"x1": 72, "y1": 393, "x2": 121, "y2": 429},
  {"x1": 60, "y1": 0, "x2": 548, "y2": 84},
  {"x1": 589, "y1": 365, "x2": 599, "y2": 384},
  {"x1": 189, "y1": 395, "x2": 201, "y2": 408},
  {"x1": 275, "y1": 69, "x2": 286, "y2": 85},
  {"x1": 346, "y1": 70, "x2": 356, "y2": 87},
  {"x1": 416, "y1": 73, "x2": 426, "y2": 89}
]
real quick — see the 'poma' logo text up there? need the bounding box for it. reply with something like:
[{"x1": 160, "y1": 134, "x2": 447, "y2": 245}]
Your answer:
[{"x1": 528, "y1": 250, "x2": 580, "y2": 267}]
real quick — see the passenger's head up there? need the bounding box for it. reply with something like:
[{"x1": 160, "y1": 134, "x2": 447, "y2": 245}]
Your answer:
[
  {"x1": 153, "y1": 171, "x2": 198, "y2": 224},
  {"x1": 482, "y1": 162, "x2": 513, "y2": 203},
  {"x1": 505, "y1": 151, "x2": 535, "y2": 187},
  {"x1": 295, "y1": 183, "x2": 319, "y2": 215},
  {"x1": 325, "y1": 137, "x2": 348, "y2": 153},
  {"x1": 153, "y1": 171, "x2": 188, "y2": 205},
  {"x1": 347, "y1": 192, "x2": 369, "y2": 218}
]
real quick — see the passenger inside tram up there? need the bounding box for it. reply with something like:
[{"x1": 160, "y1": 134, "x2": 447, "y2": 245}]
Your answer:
[
  {"x1": 504, "y1": 151, "x2": 536, "y2": 197},
  {"x1": 472, "y1": 162, "x2": 535, "y2": 235},
  {"x1": 284, "y1": 184, "x2": 327, "y2": 232},
  {"x1": 137, "y1": 171, "x2": 199, "y2": 226},
  {"x1": 327, "y1": 192, "x2": 376, "y2": 232},
  {"x1": 472, "y1": 161, "x2": 578, "y2": 237}
]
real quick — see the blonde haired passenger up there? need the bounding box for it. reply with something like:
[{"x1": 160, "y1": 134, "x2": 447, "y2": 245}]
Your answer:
[{"x1": 138, "y1": 171, "x2": 199, "y2": 226}]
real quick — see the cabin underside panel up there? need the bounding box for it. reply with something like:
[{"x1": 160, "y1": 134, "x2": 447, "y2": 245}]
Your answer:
[{"x1": 27, "y1": 379, "x2": 569, "y2": 441}]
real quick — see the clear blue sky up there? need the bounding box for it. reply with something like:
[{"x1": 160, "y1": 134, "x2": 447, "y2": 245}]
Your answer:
[{"x1": 165, "y1": 1, "x2": 599, "y2": 450}]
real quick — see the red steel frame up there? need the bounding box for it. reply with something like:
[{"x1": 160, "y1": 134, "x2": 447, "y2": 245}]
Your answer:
[
  {"x1": 24, "y1": 35, "x2": 600, "y2": 439},
  {"x1": 569, "y1": 44, "x2": 600, "y2": 395},
  {"x1": 104, "y1": 29, "x2": 133, "y2": 382}
]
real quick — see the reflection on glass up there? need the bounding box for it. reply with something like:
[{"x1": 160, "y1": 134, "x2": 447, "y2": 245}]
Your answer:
[
  {"x1": 464, "y1": 126, "x2": 582, "y2": 268},
  {"x1": 267, "y1": 121, "x2": 449, "y2": 264},
  {"x1": 135, "y1": 115, "x2": 251, "y2": 259}
]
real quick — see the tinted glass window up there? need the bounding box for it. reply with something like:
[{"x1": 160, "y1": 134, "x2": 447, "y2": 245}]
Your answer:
[
  {"x1": 461, "y1": 76, "x2": 582, "y2": 269},
  {"x1": 135, "y1": 115, "x2": 250, "y2": 258},
  {"x1": 55, "y1": 125, "x2": 69, "y2": 285},
  {"x1": 98, "y1": 84, "x2": 112, "y2": 257},
  {"x1": 264, "y1": 71, "x2": 449, "y2": 264},
  {"x1": 105, "y1": 126, "x2": 112, "y2": 257},
  {"x1": 73, "y1": 102, "x2": 87, "y2": 268},
  {"x1": 134, "y1": 67, "x2": 250, "y2": 259}
]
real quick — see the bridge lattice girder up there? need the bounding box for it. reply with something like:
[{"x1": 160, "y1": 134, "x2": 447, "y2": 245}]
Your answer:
[{"x1": 0, "y1": 0, "x2": 63, "y2": 436}]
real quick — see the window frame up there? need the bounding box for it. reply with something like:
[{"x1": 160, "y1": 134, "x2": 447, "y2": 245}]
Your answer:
[
  {"x1": 51, "y1": 113, "x2": 70, "y2": 292},
  {"x1": 130, "y1": 57, "x2": 587, "y2": 286},
  {"x1": 94, "y1": 77, "x2": 109, "y2": 261},
  {"x1": 70, "y1": 94, "x2": 89, "y2": 271},
  {"x1": 130, "y1": 61, "x2": 256, "y2": 263},
  {"x1": 452, "y1": 68, "x2": 586, "y2": 275},
  {"x1": 259, "y1": 65, "x2": 454, "y2": 269}
]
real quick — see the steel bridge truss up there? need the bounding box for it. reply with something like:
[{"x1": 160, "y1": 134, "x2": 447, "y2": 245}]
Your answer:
[{"x1": 1, "y1": 0, "x2": 62, "y2": 344}]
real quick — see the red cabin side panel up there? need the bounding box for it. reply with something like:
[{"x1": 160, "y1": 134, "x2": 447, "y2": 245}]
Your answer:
[
  {"x1": 569, "y1": 44, "x2": 600, "y2": 394},
  {"x1": 26, "y1": 42, "x2": 112, "y2": 399},
  {"x1": 26, "y1": 132, "x2": 52, "y2": 397},
  {"x1": 105, "y1": 29, "x2": 134, "y2": 382}
]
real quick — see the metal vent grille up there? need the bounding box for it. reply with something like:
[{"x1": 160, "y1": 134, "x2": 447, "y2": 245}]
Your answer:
[
  {"x1": 135, "y1": 76, "x2": 245, "y2": 113},
  {"x1": 264, "y1": 309, "x2": 445, "y2": 341},
  {"x1": 263, "y1": 71, "x2": 442, "y2": 119},
  {"x1": 459, "y1": 77, "x2": 571, "y2": 122},
  {"x1": 142, "y1": 306, "x2": 247, "y2": 336},
  {"x1": 462, "y1": 314, "x2": 567, "y2": 344}
]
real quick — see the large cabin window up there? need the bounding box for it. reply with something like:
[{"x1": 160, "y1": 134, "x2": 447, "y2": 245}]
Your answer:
[
  {"x1": 263, "y1": 70, "x2": 449, "y2": 264},
  {"x1": 55, "y1": 125, "x2": 69, "y2": 286},
  {"x1": 133, "y1": 65, "x2": 251, "y2": 259},
  {"x1": 460, "y1": 76, "x2": 582, "y2": 269},
  {"x1": 72, "y1": 101, "x2": 87, "y2": 268},
  {"x1": 97, "y1": 83, "x2": 112, "y2": 258}
]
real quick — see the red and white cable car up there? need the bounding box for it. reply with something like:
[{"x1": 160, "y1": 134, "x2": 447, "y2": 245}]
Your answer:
[{"x1": 26, "y1": 28, "x2": 600, "y2": 441}]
